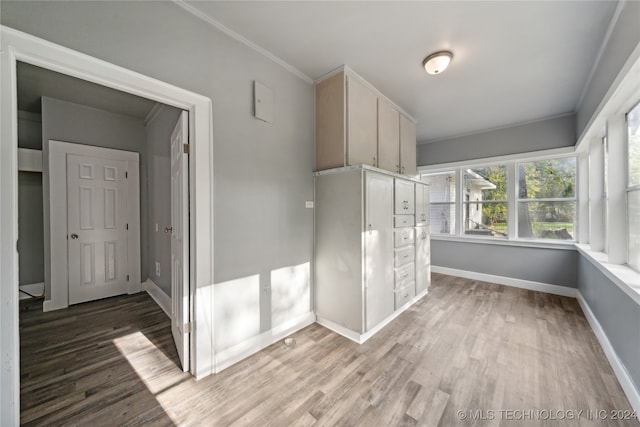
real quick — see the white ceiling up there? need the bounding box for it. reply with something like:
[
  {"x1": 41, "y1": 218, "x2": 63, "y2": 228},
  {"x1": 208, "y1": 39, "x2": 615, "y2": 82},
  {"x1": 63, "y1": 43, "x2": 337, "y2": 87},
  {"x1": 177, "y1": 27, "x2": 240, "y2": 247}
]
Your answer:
[
  {"x1": 184, "y1": 1, "x2": 618, "y2": 143},
  {"x1": 17, "y1": 62, "x2": 157, "y2": 120}
]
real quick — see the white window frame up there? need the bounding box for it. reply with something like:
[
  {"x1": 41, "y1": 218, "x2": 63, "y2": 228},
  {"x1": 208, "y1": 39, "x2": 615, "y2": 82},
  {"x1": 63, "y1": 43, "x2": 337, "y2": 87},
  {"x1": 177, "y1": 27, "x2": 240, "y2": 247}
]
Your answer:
[
  {"x1": 419, "y1": 147, "x2": 578, "y2": 249},
  {"x1": 626, "y1": 100, "x2": 640, "y2": 272}
]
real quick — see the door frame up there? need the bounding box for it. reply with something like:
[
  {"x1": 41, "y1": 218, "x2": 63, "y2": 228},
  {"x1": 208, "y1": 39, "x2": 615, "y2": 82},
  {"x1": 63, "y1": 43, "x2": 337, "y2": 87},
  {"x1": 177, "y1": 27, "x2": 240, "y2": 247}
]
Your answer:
[
  {"x1": 48, "y1": 140, "x2": 141, "y2": 309},
  {"x1": 1, "y1": 26, "x2": 216, "y2": 425}
]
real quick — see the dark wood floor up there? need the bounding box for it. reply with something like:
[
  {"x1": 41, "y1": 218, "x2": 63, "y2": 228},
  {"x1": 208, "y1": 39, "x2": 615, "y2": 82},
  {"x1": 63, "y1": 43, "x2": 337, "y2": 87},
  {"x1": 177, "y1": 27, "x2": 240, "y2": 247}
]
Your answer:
[{"x1": 20, "y1": 274, "x2": 638, "y2": 426}]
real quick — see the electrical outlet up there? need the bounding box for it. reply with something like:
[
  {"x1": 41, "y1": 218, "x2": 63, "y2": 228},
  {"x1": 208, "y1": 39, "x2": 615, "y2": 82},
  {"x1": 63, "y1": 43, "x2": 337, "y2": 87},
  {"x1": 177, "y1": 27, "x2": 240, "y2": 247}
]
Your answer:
[{"x1": 155, "y1": 261, "x2": 161, "y2": 277}]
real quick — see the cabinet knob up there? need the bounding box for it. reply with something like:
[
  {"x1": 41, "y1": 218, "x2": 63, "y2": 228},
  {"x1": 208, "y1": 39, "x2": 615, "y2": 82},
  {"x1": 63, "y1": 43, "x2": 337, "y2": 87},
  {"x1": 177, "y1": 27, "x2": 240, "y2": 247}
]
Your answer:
[
  {"x1": 70, "y1": 233, "x2": 79, "y2": 240},
  {"x1": 164, "y1": 226, "x2": 173, "y2": 234}
]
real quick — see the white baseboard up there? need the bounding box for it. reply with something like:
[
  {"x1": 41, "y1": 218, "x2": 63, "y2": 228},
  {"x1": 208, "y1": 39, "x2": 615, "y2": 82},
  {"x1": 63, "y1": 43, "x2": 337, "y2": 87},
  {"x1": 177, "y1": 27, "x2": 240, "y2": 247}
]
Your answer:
[
  {"x1": 18, "y1": 282, "x2": 44, "y2": 300},
  {"x1": 317, "y1": 288, "x2": 430, "y2": 344},
  {"x1": 576, "y1": 292, "x2": 640, "y2": 414},
  {"x1": 431, "y1": 266, "x2": 578, "y2": 298},
  {"x1": 143, "y1": 279, "x2": 171, "y2": 318},
  {"x1": 214, "y1": 311, "x2": 316, "y2": 373}
]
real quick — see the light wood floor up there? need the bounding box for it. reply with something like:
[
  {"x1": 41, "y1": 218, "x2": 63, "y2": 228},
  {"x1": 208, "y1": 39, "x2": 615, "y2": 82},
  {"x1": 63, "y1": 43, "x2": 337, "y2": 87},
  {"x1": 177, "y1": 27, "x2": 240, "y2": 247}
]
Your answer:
[{"x1": 20, "y1": 274, "x2": 638, "y2": 426}]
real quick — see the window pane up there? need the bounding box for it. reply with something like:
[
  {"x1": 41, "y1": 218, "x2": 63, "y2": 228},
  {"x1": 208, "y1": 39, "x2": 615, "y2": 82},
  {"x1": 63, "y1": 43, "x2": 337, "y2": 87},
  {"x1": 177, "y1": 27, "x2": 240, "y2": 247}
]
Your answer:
[
  {"x1": 463, "y1": 201, "x2": 507, "y2": 238},
  {"x1": 430, "y1": 203, "x2": 455, "y2": 235},
  {"x1": 629, "y1": 189, "x2": 640, "y2": 271},
  {"x1": 517, "y1": 201, "x2": 576, "y2": 240},
  {"x1": 423, "y1": 171, "x2": 455, "y2": 203},
  {"x1": 628, "y1": 102, "x2": 640, "y2": 187},
  {"x1": 464, "y1": 166, "x2": 506, "y2": 201},
  {"x1": 518, "y1": 158, "x2": 576, "y2": 199}
]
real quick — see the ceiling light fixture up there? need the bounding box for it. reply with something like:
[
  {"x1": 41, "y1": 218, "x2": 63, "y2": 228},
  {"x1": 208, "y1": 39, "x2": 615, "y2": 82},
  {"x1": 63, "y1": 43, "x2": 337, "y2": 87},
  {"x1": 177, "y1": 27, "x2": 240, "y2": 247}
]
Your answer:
[{"x1": 423, "y1": 51, "x2": 453, "y2": 75}]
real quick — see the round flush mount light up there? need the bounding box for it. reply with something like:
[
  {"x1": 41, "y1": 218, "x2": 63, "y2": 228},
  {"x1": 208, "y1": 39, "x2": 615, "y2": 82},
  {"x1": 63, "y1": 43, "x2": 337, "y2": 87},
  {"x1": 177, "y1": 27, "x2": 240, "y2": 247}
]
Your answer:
[{"x1": 423, "y1": 50, "x2": 453, "y2": 75}]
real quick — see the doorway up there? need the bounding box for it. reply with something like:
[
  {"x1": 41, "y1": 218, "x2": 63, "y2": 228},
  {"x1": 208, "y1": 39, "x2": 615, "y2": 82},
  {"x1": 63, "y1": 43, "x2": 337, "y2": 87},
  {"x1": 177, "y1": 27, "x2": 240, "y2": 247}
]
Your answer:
[{"x1": 2, "y1": 28, "x2": 215, "y2": 423}]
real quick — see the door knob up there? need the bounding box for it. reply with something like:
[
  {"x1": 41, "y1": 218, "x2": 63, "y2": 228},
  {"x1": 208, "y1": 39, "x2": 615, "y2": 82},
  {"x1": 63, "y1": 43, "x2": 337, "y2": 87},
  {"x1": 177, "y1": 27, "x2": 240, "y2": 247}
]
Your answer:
[
  {"x1": 70, "y1": 233, "x2": 78, "y2": 239},
  {"x1": 164, "y1": 226, "x2": 173, "y2": 234}
]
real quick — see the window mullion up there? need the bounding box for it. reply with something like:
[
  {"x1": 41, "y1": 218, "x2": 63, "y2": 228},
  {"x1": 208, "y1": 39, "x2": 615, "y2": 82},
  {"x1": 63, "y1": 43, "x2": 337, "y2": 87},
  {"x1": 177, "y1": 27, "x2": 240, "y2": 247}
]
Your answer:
[
  {"x1": 455, "y1": 168, "x2": 463, "y2": 237},
  {"x1": 507, "y1": 162, "x2": 517, "y2": 240}
]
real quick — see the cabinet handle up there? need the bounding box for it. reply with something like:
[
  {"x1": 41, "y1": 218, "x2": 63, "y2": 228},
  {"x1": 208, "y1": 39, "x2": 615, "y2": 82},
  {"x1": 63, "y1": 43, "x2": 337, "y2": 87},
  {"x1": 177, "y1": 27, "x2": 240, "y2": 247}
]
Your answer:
[
  {"x1": 403, "y1": 273, "x2": 408, "y2": 278},
  {"x1": 396, "y1": 165, "x2": 400, "y2": 173},
  {"x1": 402, "y1": 166, "x2": 405, "y2": 174},
  {"x1": 422, "y1": 232, "x2": 427, "y2": 239},
  {"x1": 368, "y1": 224, "x2": 372, "y2": 234},
  {"x1": 373, "y1": 157, "x2": 377, "y2": 167}
]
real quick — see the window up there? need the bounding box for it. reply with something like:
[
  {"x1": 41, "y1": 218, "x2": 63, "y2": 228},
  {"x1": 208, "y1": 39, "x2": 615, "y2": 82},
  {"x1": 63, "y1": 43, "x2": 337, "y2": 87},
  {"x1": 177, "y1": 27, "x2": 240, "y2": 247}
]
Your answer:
[
  {"x1": 517, "y1": 158, "x2": 576, "y2": 240},
  {"x1": 422, "y1": 154, "x2": 577, "y2": 243},
  {"x1": 463, "y1": 166, "x2": 507, "y2": 238},
  {"x1": 627, "y1": 101, "x2": 640, "y2": 271},
  {"x1": 423, "y1": 171, "x2": 455, "y2": 235}
]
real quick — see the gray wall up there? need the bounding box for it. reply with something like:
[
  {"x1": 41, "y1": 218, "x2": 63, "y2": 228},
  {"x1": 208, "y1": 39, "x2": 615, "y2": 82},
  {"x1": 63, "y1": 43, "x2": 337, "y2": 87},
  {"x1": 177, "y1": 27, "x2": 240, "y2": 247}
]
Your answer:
[
  {"x1": 432, "y1": 240, "x2": 578, "y2": 287},
  {"x1": 417, "y1": 114, "x2": 576, "y2": 166},
  {"x1": 2, "y1": 1, "x2": 315, "y2": 332},
  {"x1": 576, "y1": 1, "x2": 640, "y2": 139},
  {"x1": 17, "y1": 111, "x2": 44, "y2": 286},
  {"x1": 577, "y1": 254, "x2": 640, "y2": 398},
  {"x1": 41, "y1": 97, "x2": 149, "y2": 298},
  {"x1": 145, "y1": 105, "x2": 183, "y2": 297}
]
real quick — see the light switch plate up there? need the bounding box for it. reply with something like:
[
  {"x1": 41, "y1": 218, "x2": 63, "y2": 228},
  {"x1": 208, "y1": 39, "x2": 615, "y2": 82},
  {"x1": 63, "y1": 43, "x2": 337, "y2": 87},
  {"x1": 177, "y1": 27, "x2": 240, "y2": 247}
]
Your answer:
[
  {"x1": 253, "y1": 80, "x2": 273, "y2": 123},
  {"x1": 305, "y1": 201, "x2": 314, "y2": 208},
  {"x1": 155, "y1": 261, "x2": 161, "y2": 277}
]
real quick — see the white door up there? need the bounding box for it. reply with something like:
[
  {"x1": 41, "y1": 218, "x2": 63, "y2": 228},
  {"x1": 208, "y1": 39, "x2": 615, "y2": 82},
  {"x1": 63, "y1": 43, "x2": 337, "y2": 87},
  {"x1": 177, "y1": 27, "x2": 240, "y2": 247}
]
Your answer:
[
  {"x1": 364, "y1": 171, "x2": 395, "y2": 331},
  {"x1": 170, "y1": 111, "x2": 190, "y2": 372},
  {"x1": 67, "y1": 154, "x2": 128, "y2": 304}
]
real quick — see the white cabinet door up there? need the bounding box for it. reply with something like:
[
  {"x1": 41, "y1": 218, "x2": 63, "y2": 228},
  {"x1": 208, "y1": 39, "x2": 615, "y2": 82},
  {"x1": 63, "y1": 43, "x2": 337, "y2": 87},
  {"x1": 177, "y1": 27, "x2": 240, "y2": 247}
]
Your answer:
[
  {"x1": 170, "y1": 111, "x2": 190, "y2": 372},
  {"x1": 400, "y1": 114, "x2": 417, "y2": 175},
  {"x1": 415, "y1": 183, "x2": 429, "y2": 226},
  {"x1": 395, "y1": 179, "x2": 415, "y2": 215},
  {"x1": 415, "y1": 226, "x2": 431, "y2": 294},
  {"x1": 67, "y1": 154, "x2": 128, "y2": 305},
  {"x1": 347, "y1": 75, "x2": 378, "y2": 167},
  {"x1": 364, "y1": 171, "x2": 394, "y2": 331},
  {"x1": 377, "y1": 97, "x2": 400, "y2": 173}
]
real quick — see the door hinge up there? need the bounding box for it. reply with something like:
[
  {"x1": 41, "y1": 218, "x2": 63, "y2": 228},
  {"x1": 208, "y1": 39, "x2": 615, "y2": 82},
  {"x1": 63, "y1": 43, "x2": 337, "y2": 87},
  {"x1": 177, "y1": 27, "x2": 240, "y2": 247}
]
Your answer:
[
  {"x1": 126, "y1": 274, "x2": 130, "y2": 281},
  {"x1": 184, "y1": 322, "x2": 192, "y2": 333},
  {"x1": 125, "y1": 171, "x2": 128, "y2": 178},
  {"x1": 183, "y1": 143, "x2": 190, "y2": 154},
  {"x1": 126, "y1": 223, "x2": 129, "y2": 230}
]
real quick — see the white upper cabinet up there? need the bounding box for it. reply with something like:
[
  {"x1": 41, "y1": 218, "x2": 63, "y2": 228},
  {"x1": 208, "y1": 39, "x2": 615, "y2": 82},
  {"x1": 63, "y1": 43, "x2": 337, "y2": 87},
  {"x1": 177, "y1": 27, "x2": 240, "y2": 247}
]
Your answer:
[
  {"x1": 346, "y1": 75, "x2": 378, "y2": 167},
  {"x1": 315, "y1": 67, "x2": 417, "y2": 176},
  {"x1": 400, "y1": 113, "x2": 417, "y2": 176},
  {"x1": 377, "y1": 97, "x2": 400, "y2": 173}
]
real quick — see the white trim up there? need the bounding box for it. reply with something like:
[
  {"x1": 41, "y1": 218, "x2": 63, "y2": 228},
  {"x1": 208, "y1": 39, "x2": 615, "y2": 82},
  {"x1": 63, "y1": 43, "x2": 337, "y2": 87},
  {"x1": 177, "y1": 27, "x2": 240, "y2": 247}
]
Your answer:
[
  {"x1": 576, "y1": 292, "x2": 640, "y2": 414},
  {"x1": 576, "y1": 244, "x2": 640, "y2": 306},
  {"x1": 172, "y1": 0, "x2": 313, "y2": 85},
  {"x1": 143, "y1": 102, "x2": 164, "y2": 126},
  {"x1": 17, "y1": 148, "x2": 42, "y2": 172},
  {"x1": 418, "y1": 146, "x2": 575, "y2": 172},
  {"x1": 143, "y1": 279, "x2": 171, "y2": 318},
  {"x1": 316, "y1": 288, "x2": 430, "y2": 344},
  {"x1": 575, "y1": 0, "x2": 626, "y2": 112},
  {"x1": 431, "y1": 235, "x2": 577, "y2": 251},
  {"x1": 47, "y1": 140, "x2": 141, "y2": 309},
  {"x1": 418, "y1": 112, "x2": 575, "y2": 146},
  {"x1": 214, "y1": 312, "x2": 316, "y2": 372},
  {"x1": 18, "y1": 282, "x2": 44, "y2": 300},
  {"x1": 431, "y1": 266, "x2": 578, "y2": 298}
]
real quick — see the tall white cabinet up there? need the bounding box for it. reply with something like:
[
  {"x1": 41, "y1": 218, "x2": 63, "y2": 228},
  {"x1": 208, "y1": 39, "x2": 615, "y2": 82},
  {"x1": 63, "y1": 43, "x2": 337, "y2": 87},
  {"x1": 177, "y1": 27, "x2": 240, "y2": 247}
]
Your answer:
[{"x1": 315, "y1": 165, "x2": 430, "y2": 343}]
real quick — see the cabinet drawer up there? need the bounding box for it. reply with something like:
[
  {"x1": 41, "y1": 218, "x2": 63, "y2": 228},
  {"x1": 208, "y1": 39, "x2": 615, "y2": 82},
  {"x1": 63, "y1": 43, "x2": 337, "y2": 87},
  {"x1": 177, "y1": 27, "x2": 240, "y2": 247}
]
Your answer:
[
  {"x1": 394, "y1": 215, "x2": 415, "y2": 228},
  {"x1": 395, "y1": 283, "x2": 416, "y2": 310},
  {"x1": 394, "y1": 228, "x2": 415, "y2": 247},
  {"x1": 395, "y1": 262, "x2": 415, "y2": 289},
  {"x1": 394, "y1": 246, "x2": 415, "y2": 267}
]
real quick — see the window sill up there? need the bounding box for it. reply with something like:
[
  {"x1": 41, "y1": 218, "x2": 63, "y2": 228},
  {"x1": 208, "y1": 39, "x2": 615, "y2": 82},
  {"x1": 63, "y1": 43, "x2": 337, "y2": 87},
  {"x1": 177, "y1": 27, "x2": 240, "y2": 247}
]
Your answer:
[
  {"x1": 575, "y1": 244, "x2": 640, "y2": 307},
  {"x1": 430, "y1": 234, "x2": 577, "y2": 250}
]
